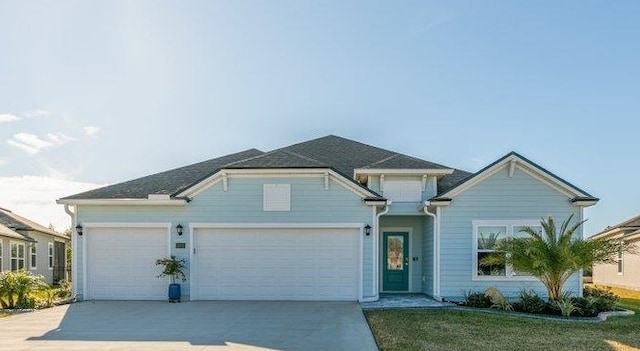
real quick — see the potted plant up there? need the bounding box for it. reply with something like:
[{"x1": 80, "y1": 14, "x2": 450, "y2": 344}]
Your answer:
[{"x1": 155, "y1": 256, "x2": 187, "y2": 302}]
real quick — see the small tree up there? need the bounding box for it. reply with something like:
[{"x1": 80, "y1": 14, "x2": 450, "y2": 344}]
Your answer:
[
  {"x1": 155, "y1": 256, "x2": 187, "y2": 284},
  {"x1": 0, "y1": 270, "x2": 48, "y2": 309},
  {"x1": 481, "y1": 215, "x2": 634, "y2": 301}
]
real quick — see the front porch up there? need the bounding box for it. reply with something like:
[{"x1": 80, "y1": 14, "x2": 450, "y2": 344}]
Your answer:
[{"x1": 360, "y1": 294, "x2": 453, "y2": 310}]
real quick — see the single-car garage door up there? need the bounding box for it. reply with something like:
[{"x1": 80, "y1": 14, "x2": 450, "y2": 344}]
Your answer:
[
  {"x1": 86, "y1": 226, "x2": 168, "y2": 300},
  {"x1": 193, "y1": 227, "x2": 360, "y2": 301}
]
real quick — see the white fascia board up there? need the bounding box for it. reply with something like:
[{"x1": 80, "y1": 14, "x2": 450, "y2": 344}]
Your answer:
[
  {"x1": 364, "y1": 199, "x2": 388, "y2": 206},
  {"x1": 353, "y1": 168, "x2": 454, "y2": 176},
  {"x1": 440, "y1": 155, "x2": 588, "y2": 199},
  {"x1": 572, "y1": 200, "x2": 598, "y2": 207},
  {"x1": 177, "y1": 168, "x2": 379, "y2": 200},
  {"x1": 56, "y1": 199, "x2": 187, "y2": 206}
]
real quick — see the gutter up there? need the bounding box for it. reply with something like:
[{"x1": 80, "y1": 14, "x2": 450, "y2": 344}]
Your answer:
[
  {"x1": 362, "y1": 203, "x2": 390, "y2": 303},
  {"x1": 423, "y1": 201, "x2": 442, "y2": 301}
]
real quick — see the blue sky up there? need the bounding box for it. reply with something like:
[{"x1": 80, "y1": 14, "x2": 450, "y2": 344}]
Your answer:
[{"x1": 0, "y1": 1, "x2": 638, "y2": 234}]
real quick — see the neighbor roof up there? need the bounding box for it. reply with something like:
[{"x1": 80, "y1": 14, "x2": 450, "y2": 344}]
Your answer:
[
  {"x1": 591, "y1": 214, "x2": 640, "y2": 240},
  {"x1": 60, "y1": 135, "x2": 466, "y2": 201},
  {"x1": 0, "y1": 207, "x2": 67, "y2": 240},
  {"x1": 0, "y1": 222, "x2": 34, "y2": 241}
]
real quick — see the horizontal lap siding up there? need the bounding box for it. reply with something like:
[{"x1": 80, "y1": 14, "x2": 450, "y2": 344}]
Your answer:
[
  {"x1": 439, "y1": 166, "x2": 582, "y2": 301},
  {"x1": 76, "y1": 177, "x2": 373, "y2": 300}
]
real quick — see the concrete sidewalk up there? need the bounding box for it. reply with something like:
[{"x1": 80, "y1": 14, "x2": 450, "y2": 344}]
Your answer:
[{"x1": 0, "y1": 301, "x2": 378, "y2": 351}]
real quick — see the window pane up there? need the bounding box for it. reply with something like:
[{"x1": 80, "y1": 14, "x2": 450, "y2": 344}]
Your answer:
[
  {"x1": 18, "y1": 244, "x2": 24, "y2": 258},
  {"x1": 387, "y1": 236, "x2": 404, "y2": 271},
  {"x1": 477, "y1": 252, "x2": 506, "y2": 276},
  {"x1": 11, "y1": 259, "x2": 17, "y2": 271},
  {"x1": 11, "y1": 243, "x2": 17, "y2": 258},
  {"x1": 513, "y1": 226, "x2": 542, "y2": 239},
  {"x1": 477, "y1": 226, "x2": 506, "y2": 250}
]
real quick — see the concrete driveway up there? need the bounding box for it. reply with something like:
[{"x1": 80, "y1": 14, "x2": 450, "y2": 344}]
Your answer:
[{"x1": 0, "y1": 301, "x2": 378, "y2": 351}]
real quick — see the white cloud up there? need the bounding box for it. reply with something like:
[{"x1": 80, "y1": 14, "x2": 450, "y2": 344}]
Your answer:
[
  {"x1": 0, "y1": 158, "x2": 6, "y2": 166},
  {"x1": 0, "y1": 114, "x2": 21, "y2": 122},
  {"x1": 23, "y1": 109, "x2": 50, "y2": 118},
  {"x1": 84, "y1": 126, "x2": 100, "y2": 138},
  {"x1": 7, "y1": 132, "x2": 76, "y2": 155},
  {"x1": 0, "y1": 176, "x2": 106, "y2": 231}
]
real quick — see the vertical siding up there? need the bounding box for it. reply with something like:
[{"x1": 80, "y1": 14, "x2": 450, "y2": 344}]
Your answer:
[
  {"x1": 76, "y1": 176, "x2": 374, "y2": 300},
  {"x1": 380, "y1": 216, "x2": 425, "y2": 293},
  {"x1": 439, "y1": 166, "x2": 582, "y2": 301}
]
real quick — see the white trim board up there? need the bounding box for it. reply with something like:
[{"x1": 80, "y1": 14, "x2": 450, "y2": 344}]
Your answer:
[{"x1": 176, "y1": 168, "x2": 380, "y2": 200}]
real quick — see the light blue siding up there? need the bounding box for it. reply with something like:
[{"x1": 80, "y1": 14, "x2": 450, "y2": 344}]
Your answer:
[
  {"x1": 438, "y1": 166, "x2": 582, "y2": 301},
  {"x1": 76, "y1": 176, "x2": 374, "y2": 300},
  {"x1": 423, "y1": 216, "x2": 434, "y2": 296}
]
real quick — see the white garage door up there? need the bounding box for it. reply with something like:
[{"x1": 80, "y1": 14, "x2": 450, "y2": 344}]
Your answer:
[
  {"x1": 86, "y1": 227, "x2": 168, "y2": 300},
  {"x1": 193, "y1": 227, "x2": 360, "y2": 301}
]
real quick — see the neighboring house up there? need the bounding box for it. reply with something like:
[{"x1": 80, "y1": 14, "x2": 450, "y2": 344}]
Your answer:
[
  {"x1": 591, "y1": 215, "x2": 640, "y2": 291},
  {"x1": 0, "y1": 207, "x2": 71, "y2": 284},
  {"x1": 57, "y1": 135, "x2": 598, "y2": 302}
]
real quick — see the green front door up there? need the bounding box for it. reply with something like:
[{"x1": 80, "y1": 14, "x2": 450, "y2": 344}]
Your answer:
[{"x1": 382, "y1": 232, "x2": 409, "y2": 291}]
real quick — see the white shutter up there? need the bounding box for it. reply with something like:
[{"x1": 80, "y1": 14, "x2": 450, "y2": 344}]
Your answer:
[{"x1": 263, "y1": 184, "x2": 291, "y2": 211}]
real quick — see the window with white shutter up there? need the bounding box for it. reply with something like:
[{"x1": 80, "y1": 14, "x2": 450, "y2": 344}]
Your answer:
[{"x1": 263, "y1": 184, "x2": 291, "y2": 211}]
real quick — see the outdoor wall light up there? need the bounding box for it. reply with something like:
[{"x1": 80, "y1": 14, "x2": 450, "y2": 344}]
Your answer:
[
  {"x1": 75, "y1": 224, "x2": 83, "y2": 236},
  {"x1": 176, "y1": 224, "x2": 184, "y2": 236},
  {"x1": 364, "y1": 224, "x2": 372, "y2": 236}
]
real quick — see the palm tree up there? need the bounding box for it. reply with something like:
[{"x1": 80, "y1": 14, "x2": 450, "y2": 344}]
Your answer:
[{"x1": 481, "y1": 215, "x2": 633, "y2": 301}]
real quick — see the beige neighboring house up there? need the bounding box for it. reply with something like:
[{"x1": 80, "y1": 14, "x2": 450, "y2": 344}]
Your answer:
[
  {"x1": 591, "y1": 215, "x2": 640, "y2": 291},
  {"x1": 0, "y1": 207, "x2": 71, "y2": 285}
]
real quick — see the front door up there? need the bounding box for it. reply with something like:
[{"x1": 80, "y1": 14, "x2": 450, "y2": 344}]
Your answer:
[{"x1": 382, "y1": 232, "x2": 409, "y2": 291}]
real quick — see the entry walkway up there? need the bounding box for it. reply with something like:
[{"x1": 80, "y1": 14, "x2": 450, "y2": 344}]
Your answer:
[{"x1": 360, "y1": 294, "x2": 454, "y2": 310}]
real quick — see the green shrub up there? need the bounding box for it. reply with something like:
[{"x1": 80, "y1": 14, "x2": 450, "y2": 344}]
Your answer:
[
  {"x1": 553, "y1": 296, "x2": 580, "y2": 317},
  {"x1": 0, "y1": 270, "x2": 48, "y2": 309},
  {"x1": 463, "y1": 291, "x2": 492, "y2": 308},
  {"x1": 55, "y1": 279, "x2": 72, "y2": 299},
  {"x1": 583, "y1": 286, "x2": 618, "y2": 312},
  {"x1": 518, "y1": 289, "x2": 547, "y2": 314}
]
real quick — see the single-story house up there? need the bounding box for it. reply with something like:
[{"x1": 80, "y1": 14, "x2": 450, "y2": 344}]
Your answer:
[
  {"x1": 57, "y1": 135, "x2": 598, "y2": 302},
  {"x1": 0, "y1": 207, "x2": 71, "y2": 285},
  {"x1": 591, "y1": 215, "x2": 640, "y2": 291}
]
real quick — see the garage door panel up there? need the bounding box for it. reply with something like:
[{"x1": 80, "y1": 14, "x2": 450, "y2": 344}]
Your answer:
[
  {"x1": 87, "y1": 227, "x2": 168, "y2": 300},
  {"x1": 194, "y1": 227, "x2": 359, "y2": 301}
]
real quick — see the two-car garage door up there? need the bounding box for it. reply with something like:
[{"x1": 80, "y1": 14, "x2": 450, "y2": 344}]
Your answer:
[
  {"x1": 192, "y1": 227, "x2": 360, "y2": 301},
  {"x1": 85, "y1": 225, "x2": 360, "y2": 301}
]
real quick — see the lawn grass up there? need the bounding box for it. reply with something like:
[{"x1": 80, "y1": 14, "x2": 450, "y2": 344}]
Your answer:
[{"x1": 365, "y1": 286, "x2": 640, "y2": 351}]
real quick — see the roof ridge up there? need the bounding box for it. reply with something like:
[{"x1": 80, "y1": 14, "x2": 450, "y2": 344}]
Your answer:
[
  {"x1": 279, "y1": 149, "x2": 326, "y2": 166},
  {"x1": 0, "y1": 208, "x2": 61, "y2": 236},
  {"x1": 362, "y1": 154, "x2": 400, "y2": 168}
]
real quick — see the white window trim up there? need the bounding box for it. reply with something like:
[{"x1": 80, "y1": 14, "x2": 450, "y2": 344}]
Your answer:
[
  {"x1": 10, "y1": 241, "x2": 26, "y2": 272},
  {"x1": 263, "y1": 184, "x2": 291, "y2": 211},
  {"x1": 48, "y1": 242, "x2": 54, "y2": 270},
  {"x1": 30, "y1": 244, "x2": 37, "y2": 269},
  {"x1": 617, "y1": 245, "x2": 624, "y2": 275},
  {"x1": 472, "y1": 220, "x2": 540, "y2": 282}
]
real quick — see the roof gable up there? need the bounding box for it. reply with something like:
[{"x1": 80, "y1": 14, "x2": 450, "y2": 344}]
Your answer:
[
  {"x1": 590, "y1": 214, "x2": 640, "y2": 240},
  {"x1": 59, "y1": 135, "x2": 462, "y2": 201},
  {"x1": 435, "y1": 151, "x2": 597, "y2": 203}
]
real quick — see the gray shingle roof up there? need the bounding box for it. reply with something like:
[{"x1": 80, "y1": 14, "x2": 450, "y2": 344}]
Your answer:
[
  {"x1": 62, "y1": 149, "x2": 264, "y2": 200},
  {"x1": 0, "y1": 208, "x2": 65, "y2": 240},
  {"x1": 226, "y1": 149, "x2": 327, "y2": 169},
  {"x1": 277, "y1": 135, "x2": 452, "y2": 177},
  {"x1": 60, "y1": 135, "x2": 468, "y2": 200}
]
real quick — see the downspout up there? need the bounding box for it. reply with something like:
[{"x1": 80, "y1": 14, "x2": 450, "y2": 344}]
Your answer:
[
  {"x1": 63, "y1": 204, "x2": 78, "y2": 298},
  {"x1": 361, "y1": 203, "x2": 390, "y2": 303},
  {"x1": 423, "y1": 201, "x2": 441, "y2": 301}
]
